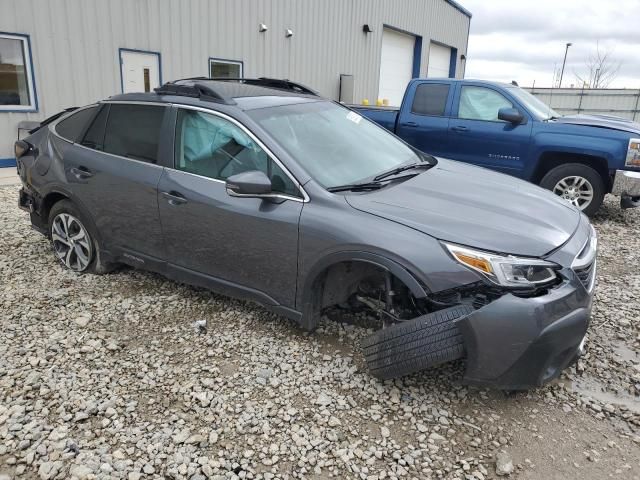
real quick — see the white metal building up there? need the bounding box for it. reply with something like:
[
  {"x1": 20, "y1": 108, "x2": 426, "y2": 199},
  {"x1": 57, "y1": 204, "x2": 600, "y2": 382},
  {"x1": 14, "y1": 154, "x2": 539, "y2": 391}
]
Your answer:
[{"x1": 0, "y1": 0, "x2": 471, "y2": 164}]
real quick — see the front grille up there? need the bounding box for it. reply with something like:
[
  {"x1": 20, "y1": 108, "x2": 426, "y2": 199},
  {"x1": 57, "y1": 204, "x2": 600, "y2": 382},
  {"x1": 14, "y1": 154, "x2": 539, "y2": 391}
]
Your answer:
[{"x1": 574, "y1": 261, "x2": 595, "y2": 289}]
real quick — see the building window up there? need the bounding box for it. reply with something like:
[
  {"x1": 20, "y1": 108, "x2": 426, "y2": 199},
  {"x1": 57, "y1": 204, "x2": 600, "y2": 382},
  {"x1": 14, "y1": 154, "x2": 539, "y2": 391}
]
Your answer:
[
  {"x1": 0, "y1": 33, "x2": 36, "y2": 111},
  {"x1": 209, "y1": 58, "x2": 243, "y2": 79}
]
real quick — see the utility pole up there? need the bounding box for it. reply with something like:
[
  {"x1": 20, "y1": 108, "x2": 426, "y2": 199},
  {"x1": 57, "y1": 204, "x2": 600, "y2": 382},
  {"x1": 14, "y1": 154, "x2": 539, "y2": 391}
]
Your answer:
[{"x1": 559, "y1": 42, "x2": 572, "y2": 88}]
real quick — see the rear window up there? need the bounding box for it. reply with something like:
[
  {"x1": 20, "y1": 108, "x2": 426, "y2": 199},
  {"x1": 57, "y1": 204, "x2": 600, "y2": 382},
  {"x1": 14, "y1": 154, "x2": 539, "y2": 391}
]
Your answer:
[
  {"x1": 103, "y1": 104, "x2": 165, "y2": 163},
  {"x1": 55, "y1": 106, "x2": 99, "y2": 142},
  {"x1": 411, "y1": 84, "x2": 450, "y2": 116}
]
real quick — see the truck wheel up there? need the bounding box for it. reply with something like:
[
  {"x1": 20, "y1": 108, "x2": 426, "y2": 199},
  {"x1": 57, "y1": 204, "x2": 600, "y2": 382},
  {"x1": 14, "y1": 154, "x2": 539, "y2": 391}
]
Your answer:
[
  {"x1": 540, "y1": 163, "x2": 605, "y2": 216},
  {"x1": 361, "y1": 305, "x2": 473, "y2": 380}
]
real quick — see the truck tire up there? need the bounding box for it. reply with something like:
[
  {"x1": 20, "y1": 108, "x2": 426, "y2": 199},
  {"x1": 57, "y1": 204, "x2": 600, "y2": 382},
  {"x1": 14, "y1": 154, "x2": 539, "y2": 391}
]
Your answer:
[
  {"x1": 539, "y1": 163, "x2": 605, "y2": 216},
  {"x1": 362, "y1": 305, "x2": 473, "y2": 380}
]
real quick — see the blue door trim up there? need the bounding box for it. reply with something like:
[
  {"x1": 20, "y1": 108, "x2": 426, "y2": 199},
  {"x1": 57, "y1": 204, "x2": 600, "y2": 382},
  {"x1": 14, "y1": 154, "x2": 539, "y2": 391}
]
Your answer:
[
  {"x1": 0, "y1": 157, "x2": 17, "y2": 167},
  {"x1": 0, "y1": 31, "x2": 38, "y2": 113},
  {"x1": 382, "y1": 25, "x2": 423, "y2": 78},
  {"x1": 449, "y1": 47, "x2": 458, "y2": 78},
  {"x1": 118, "y1": 48, "x2": 163, "y2": 94}
]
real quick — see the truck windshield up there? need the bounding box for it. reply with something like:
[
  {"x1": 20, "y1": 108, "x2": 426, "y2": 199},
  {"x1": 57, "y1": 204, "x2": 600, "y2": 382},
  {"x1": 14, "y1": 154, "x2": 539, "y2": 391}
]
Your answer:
[
  {"x1": 507, "y1": 87, "x2": 561, "y2": 120},
  {"x1": 248, "y1": 101, "x2": 423, "y2": 189}
]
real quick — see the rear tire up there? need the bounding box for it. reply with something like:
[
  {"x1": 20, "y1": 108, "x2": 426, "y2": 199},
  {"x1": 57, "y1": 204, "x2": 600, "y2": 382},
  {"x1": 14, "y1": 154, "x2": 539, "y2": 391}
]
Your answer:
[
  {"x1": 48, "y1": 200, "x2": 116, "y2": 274},
  {"x1": 539, "y1": 163, "x2": 605, "y2": 216},
  {"x1": 361, "y1": 305, "x2": 473, "y2": 380}
]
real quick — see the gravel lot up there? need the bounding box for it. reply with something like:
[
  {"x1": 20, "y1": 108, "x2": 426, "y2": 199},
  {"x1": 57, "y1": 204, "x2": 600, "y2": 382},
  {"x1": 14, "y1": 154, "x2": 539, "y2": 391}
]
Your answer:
[{"x1": 1, "y1": 185, "x2": 639, "y2": 480}]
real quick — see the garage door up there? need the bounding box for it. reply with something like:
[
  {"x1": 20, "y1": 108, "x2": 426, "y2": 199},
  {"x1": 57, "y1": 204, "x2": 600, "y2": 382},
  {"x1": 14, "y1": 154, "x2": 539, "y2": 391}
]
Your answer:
[
  {"x1": 427, "y1": 42, "x2": 452, "y2": 78},
  {"x1": 378, "y1": 28, "x2": 415, "y2": 106}
]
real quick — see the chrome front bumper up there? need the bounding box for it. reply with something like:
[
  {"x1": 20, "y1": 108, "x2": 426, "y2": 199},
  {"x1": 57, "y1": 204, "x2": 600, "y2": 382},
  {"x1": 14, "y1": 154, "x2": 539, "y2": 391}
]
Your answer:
[{"x1": 612, "y1": 169, "x2": 640, "y2": 197}]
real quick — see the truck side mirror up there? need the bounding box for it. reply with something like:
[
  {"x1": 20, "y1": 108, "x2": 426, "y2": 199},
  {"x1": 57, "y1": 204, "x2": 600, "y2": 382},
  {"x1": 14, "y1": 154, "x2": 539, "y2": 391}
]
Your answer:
[{"x1": 498, "y1": 107, "x2": 525, "y2": 124}]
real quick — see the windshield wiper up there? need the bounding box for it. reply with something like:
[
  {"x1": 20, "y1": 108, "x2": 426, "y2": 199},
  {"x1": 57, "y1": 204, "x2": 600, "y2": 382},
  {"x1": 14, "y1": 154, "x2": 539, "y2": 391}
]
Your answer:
[
  {"x1": 327, "y1": 181, "x2": 385, "y2": 193},
  {"x1": 373, "y1": 162, "x2": 433, "y2": 181}
]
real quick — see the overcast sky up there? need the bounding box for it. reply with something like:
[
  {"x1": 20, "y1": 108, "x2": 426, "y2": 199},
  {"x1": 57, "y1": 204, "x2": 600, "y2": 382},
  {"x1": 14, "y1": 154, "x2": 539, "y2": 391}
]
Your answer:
[{"x1": 460, "y1": 0, "x2": 640, "y2": 88}]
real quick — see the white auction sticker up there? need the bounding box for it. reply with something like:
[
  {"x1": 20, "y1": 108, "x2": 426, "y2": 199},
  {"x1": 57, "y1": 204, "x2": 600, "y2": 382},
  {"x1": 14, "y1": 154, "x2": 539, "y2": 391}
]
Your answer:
[{"x1": 346, "y1": 111, "x2": 362, "y2": 124}]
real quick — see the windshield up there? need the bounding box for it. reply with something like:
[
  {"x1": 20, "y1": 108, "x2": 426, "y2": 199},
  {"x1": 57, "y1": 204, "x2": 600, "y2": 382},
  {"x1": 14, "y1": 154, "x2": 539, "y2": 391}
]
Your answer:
[
  {"x1": 248, "y1": 101, "x2": 422, "y2": 189},
  {"x1": 507, "y1": 87, "x2": 560, "y2": 120}
]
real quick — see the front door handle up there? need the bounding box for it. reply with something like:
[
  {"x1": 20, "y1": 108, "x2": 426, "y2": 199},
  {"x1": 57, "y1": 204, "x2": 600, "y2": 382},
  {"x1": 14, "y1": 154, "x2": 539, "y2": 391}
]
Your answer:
[
  {"x1": 451, "y1": 125, "x2": 469, "y2": 133},
  {"x1": 70, "y1": 166, "x2": 93, "y2": 179},
  {"x1": 401, "y1": 121, "x2": 418, "y2": 128},
  {"x1": 161, "y1": 190, "x2": 188, "y2": 205}
]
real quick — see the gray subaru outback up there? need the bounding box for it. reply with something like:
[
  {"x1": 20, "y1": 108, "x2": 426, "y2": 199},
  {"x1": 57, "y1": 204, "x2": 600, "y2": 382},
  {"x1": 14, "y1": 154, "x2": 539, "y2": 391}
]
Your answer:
[{"x1": 15, "y1": 78, "x2": 596, "y2": 389}]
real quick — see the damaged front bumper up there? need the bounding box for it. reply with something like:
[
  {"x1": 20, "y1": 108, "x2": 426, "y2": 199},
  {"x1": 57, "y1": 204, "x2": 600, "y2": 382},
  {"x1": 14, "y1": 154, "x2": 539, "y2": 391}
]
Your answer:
[{"x1": 456, "y1": 219, "x2": 596, "y2": 390}]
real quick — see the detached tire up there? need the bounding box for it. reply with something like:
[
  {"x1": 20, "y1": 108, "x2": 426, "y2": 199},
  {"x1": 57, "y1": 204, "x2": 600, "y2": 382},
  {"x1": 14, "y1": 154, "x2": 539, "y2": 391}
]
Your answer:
[
  {"x1": 539, "y1": 163, "x2": 605, "y2": 216},
  {"x1": 362, "y1": 305, "x2": 473, "y2": 380}
]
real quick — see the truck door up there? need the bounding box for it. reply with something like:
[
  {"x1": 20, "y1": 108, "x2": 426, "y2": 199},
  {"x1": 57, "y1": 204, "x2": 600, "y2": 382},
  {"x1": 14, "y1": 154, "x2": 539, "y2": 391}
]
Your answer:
[
  {"x1": 447, "y1": 84, "x2": 532, "y2": 176},
  {"x1": 395, "y1": 81, "x2": 453, "y2": 157}
]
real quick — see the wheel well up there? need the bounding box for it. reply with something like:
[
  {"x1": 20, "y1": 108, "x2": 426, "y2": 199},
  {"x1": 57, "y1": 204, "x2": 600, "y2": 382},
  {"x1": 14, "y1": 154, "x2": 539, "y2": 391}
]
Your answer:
[
  {"x1": 533, "y1": 152, "x2": 611, "y2": 191},
  {"x1": 301, "y1": 260, "x2": 420, "y2": 331},
  {"x1": 40, "y1": 192, "x2": 69, "y2": 226}
]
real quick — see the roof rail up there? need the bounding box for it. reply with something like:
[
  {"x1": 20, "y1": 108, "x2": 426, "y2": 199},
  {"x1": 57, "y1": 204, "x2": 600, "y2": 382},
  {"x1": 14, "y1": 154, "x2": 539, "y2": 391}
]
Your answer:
[
  {"x1": 154, "y1": 80, "x2": 233, "y2": 104},
  {"x1": 210, "y1": 77, "x2": 319, "y2": 96}
]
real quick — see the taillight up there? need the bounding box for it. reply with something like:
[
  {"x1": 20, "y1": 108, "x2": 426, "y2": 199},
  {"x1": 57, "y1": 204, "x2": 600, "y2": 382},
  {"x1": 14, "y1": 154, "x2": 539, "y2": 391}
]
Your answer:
[{"x1": 14, "y1": 140, "x2": 31, "y2": 158}]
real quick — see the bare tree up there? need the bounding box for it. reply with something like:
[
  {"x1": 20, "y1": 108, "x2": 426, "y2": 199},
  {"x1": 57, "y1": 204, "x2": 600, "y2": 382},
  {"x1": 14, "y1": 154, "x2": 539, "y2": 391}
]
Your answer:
[{"x1": 574, "y1": 42, "x2": 622, "y2": 89}]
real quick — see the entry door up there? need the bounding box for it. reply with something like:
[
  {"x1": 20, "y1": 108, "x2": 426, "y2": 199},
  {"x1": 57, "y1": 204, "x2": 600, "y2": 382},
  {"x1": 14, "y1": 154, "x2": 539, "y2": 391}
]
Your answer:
[
  {"x1": 120, "y1": 50, "x2": 160, "y2": 93},
  {"x1": 378, "y1": 28, "x2": 415, "y2": 106},
  {"x1": 158, "y1": 107, "x2": 304, "y2": 308}
]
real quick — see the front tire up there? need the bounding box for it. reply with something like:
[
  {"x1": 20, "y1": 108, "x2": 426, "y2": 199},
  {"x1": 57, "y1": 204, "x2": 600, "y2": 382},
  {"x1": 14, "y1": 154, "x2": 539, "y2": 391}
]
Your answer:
[
  {"x1": 48, "y1": 200, "x2": 113, "y2": 274},
  {"x1": 361, "y1": 305, "x2": 473, "y2": 380},
  {"x1": 539, "y1": 163, "x2": 605, "y2": 216}
]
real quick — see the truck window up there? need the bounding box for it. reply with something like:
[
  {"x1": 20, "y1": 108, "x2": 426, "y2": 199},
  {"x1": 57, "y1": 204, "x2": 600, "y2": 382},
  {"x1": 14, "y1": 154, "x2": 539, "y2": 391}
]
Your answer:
[
  {"x1": 411, "y1": 84, "x2": 450, "y2": 116},
  {"x1": 458, "y1": 86, "x2": 513, "y2": 121}
]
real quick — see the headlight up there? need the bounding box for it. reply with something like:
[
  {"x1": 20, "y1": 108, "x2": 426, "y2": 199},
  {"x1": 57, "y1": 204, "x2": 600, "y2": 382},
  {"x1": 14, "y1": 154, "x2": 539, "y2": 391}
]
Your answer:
[
  {"x1": 444, "y1": 243, "x2": 559, "y2": 288},
  {"x1": 627, "y1": 138, "x2": 640, "y2": 167}
]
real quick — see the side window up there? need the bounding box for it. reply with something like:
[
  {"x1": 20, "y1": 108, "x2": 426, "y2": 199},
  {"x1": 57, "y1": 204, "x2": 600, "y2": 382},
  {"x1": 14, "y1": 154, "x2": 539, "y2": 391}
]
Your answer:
[
  {"x1": 80, "y1": 104, "x2": 109, "y2": 150},
  {"x1": 55, "y1": 106, "x2": 99, "y2": 142},
  {"x1": 411, "y1": 84, "x2": 450, "y2": 116},
  {"x1": 103, "y1": 104, "x2": 165, "y2": 163},
  {"x1": 458, "y1": 86, "x2": 513, "y2": 121},
  {"x1": 174, "y1": 109, "x2": 300, "y2": 197}
]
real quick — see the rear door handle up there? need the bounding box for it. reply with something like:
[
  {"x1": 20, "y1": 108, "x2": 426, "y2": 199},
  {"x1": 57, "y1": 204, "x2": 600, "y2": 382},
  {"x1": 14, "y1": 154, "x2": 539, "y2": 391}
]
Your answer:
[
  {"x1": 451, "y1": 125, "x2": 469, "y2": 133},
  {"x1": 161, "y1": 190, "x2": 188, "y2": 205},
  {"x1": 70, "y1": 166, "x2": 93, "y2": 179},
  {"x1": 401, "y1": 121, "x2": 418, "y2": 128}
]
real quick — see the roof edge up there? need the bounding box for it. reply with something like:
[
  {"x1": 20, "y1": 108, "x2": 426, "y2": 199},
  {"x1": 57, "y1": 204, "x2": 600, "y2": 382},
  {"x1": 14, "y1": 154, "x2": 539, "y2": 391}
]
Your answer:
[{"x1": 444, "y1": 0, "x2": 472, "y2": 18}]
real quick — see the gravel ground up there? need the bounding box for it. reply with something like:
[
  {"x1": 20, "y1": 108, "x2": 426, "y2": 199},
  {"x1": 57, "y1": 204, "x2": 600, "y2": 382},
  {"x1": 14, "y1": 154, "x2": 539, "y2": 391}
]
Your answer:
[{"x1": 1, "y1": 185, "x2": 639, "y2": 480}]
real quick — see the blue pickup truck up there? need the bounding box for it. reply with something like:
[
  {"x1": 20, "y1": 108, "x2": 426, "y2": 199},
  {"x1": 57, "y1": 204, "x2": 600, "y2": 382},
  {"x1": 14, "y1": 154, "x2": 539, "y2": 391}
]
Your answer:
[{"x1": 354, "y1": 79, "x2": 640, "y2": 215}]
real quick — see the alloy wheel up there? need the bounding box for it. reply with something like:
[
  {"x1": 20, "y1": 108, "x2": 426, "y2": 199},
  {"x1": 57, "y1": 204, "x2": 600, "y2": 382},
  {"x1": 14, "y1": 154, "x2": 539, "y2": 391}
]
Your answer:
[
  {"x1": 552, "y1": 175, "x2": 594, "y2": 210},
  {"x1": 51, "y1": 213, "x2": 93, "y2": 272}
]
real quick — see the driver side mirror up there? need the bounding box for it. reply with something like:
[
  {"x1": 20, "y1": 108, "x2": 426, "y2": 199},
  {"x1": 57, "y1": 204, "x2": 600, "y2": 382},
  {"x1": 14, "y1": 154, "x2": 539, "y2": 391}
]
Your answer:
[
  {"x1": 498, "y1": 107, "x2": 525, "y2": 124},
  {"x1": 226, "y1": 170, "x2": 272, "y2": 197}
]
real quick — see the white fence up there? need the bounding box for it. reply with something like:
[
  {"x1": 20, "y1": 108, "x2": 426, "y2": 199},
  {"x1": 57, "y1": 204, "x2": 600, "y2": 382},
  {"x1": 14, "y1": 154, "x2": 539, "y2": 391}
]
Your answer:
[{"x1": 525, "y1": 88, "x2": 640, "y2": 121}]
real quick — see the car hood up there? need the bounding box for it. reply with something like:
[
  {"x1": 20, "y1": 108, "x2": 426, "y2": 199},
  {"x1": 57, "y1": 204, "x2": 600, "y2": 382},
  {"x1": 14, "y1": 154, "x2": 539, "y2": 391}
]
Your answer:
[
  {"x1": 555, "y1": 114, "x2": 640, "y2": 135},
  {"x1": 346, "y1": 159, "x2": 581, "y2": 257}
]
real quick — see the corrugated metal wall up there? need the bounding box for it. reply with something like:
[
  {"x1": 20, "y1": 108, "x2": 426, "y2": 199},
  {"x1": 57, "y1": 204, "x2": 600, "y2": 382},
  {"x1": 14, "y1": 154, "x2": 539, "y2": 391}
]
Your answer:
[
  {"x1": 0, "y1": 0, "x2": 470, "y2": 159},
  {"x1": 526, "y1": 88, "x2": 640, "y2": 121}
]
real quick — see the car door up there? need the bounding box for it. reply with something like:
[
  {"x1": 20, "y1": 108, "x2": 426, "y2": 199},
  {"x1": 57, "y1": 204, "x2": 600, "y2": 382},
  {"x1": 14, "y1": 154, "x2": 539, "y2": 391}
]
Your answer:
[
  {"x1": 395, "y1": 81, "x2": 453, "y2": 157},
  {"x1": 157, "y1": 106, "x2": 304, "y2": 307},
  {"x1": 58, "y1": 102, "x2": 168, "y2": 263},
  {"x1": 447, "y1": 84, "x2": 533, "y2": 175}
]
